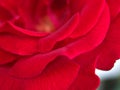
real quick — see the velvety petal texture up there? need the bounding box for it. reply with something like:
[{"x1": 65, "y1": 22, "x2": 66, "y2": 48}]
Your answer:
[{"x1": 0, "y1": 0, "x2": 120, "y2": 90}]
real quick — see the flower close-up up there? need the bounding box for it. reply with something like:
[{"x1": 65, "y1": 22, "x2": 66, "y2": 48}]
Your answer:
[{"x1": 0, "y1": 0, "x2": 120, "y2": 90}]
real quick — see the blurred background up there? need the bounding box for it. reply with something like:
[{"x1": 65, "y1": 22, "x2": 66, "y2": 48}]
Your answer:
[{"x1": 96, "y1": 59, "x2": 120, "y2": 90}]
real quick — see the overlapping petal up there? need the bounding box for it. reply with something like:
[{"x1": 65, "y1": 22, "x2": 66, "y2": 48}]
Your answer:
[
  {"x1": 0, "y1": 34, "x2": 38, "y2": 55},
  {"x1": 96, "y1": 13, "x2": 120, "y2": 70},
  {"x1": 64, "y1": 4, "x2": 110, "y2": 58},
  {"x1": 22, "y1": 57, "x2": 80, "y2": 90},
  {"x1": 0, "y1": 57, "x2": 80, "y2": 90},
  {"x1": 70, "y1": 0, "x2": 105, "y2": 38},
  {"x1": 69, "y1": 71, "x2": 99, "y2": 90},
  {"x1": 38, "y1": 13, "x2": 80, "y2": 52},
  {"x1": 68, "y1": 49, "x2": 100, "y2": 90},
  {"x1": 0, "y1": 49, "x2": 18, "y2": 64},
  {"x1": 0, "y1": 0, "x2": 119, "y2": 90},
  {"x1": 0, "y1": 22, "x2": 48, "y2": 37}
]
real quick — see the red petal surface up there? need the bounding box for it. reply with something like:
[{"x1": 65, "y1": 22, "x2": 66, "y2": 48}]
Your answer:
[
  {"x1": 64, "y1": 4, "x2": 110, "y2": 58},
  {"x1": 0, "y1": 68, "x2": 23, "y2": 90},
  {"x1": 0, "y1": 22, "x2": 48, "y2": 37},
  {"x1": 96, "y1": 13, "x2": 120, "y2": 70},
  {"x1": 107, "y1": 0, "x2": 120, "y2": 20},
  {"x1": 96, "y1": 43, "x2": 118, "y2": 70},
  {"x1": 69, "y1": 50, "x2": 100, "y2": 90},
  {"x1": 38, "y1": 13, "x2": 80, "y2": 52},
  {"x1": 0, "y1": 34, "x2": 38, "y2": 55},
  {"x1": 0, "y1": 57, "x2": 80, "y2": 90},
  {"x1": 23, "y1": 57, "x2": 80, "y2": 90},
  {"x1": 0, "y1": 50, "x2": 17, "y2": 64},
  {"x1": 9, "y1": 48, "x2": 65, "y2": 78},
  {"x1": 0, "y1": 5, "x2": 13, "y2": 22},
  {"x1": 70, "y1": 0, "x2": 105, "y2": 38},
  {"x1": 69, "y1": 70, "x2": 99, "y2": 90}
]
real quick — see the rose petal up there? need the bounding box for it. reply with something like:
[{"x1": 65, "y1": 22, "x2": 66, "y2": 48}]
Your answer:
[
  {"x1": 0, "y1": 0, "x2": 20, "y2": 14},
  {"x1": 67, "y1": 50, "x2": 100, "y2": 90},
  {"x1": 17, "y1": 0, "x2": 42, "y2": 28},
  {"x1": 38, "y1": 13, "x2": 80, "y2": 52},
  {"x1": 9, "y1": 48, "x2": 65, "y2": 78},
  {"x1": 69, "y1": 70, "x2": 99, "y2": 90},
  {"x1": 0, "y1": 68, "x2": 13, "y2": 90},
  {"x1": 23, "y1": 57, "x2": 80, "y2": 90},
  {"x1": 64, "y1": 4, "x2": 110, "y2": 59},
  {"x1": 107, "y1": 0, "x2": 120, "y2": 20},
  {"x1": 96, "y1": 43, "x2": 118, "y2": 70},
  {"x1": 0, "y1": 34, "x2": 38, "y2": 55},
  {"x1": 70, "y1": 0, "x2": 105, "y2": 38},
  {"x1": 0, "y1": 68, "x2": 22, "y2": 90},
  {"x1": 105, "y1": 13, "x2": 120, "y2": 43},
  {"x1": 69, "y1": 0, "x2": 85, "y2": 14},
  {"x1": 96, "y1": 13, "x2": 120, "y2": 70},
  {"x1": 0, "y1": 49, "x2": 17, "y2": 64},
  {"x1": 0, "y1": 22, "x2": 48, "y2": 37},
  {"x1": 0, "y1": 5, "x2": 13, "y2": 22}
]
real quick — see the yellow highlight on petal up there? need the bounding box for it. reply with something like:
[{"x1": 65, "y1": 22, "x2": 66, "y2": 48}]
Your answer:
[{"x1": 36, "y1": 16, "x2": 55, "y2": 33}]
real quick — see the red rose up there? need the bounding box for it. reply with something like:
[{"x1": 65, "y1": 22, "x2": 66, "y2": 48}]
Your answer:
[{"x1": 0, "y1": 0, "x2": 120, "y2": 90}]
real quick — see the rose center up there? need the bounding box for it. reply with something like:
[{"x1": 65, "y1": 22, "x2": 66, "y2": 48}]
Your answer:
[
  {"x1": 35, "y1": 0, "x2": 71, "y2": 33},
  {"x1": 36, "y1": 16, "x2": 55, "y2": 33}
]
